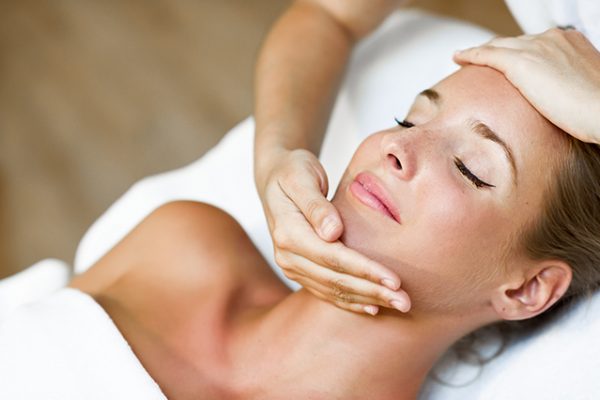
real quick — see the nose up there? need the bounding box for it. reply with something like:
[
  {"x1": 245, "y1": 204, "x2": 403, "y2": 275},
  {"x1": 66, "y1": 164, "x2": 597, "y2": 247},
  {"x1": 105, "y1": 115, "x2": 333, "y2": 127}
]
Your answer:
[{"x1": 380, "y1": 129, "x2": 417, "y2": 181}]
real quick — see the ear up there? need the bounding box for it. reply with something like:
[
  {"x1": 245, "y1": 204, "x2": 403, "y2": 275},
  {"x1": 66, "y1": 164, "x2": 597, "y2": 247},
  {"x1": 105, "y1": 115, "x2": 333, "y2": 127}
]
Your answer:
[{"x1": 492, "y1": 260, "x2": 572, "y2": 321}]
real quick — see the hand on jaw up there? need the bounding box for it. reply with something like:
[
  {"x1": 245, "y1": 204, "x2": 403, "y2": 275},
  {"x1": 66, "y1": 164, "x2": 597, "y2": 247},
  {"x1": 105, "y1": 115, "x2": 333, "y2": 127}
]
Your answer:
[{"x1": 255, "y1": 146, "x2": 411, "y2": 316}]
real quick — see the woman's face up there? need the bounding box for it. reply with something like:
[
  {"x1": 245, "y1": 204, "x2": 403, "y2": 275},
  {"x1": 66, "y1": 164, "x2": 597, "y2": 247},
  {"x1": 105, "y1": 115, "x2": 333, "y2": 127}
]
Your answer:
[{"x1": 331, "y1": 66, "x2": 568, "y2": 315}]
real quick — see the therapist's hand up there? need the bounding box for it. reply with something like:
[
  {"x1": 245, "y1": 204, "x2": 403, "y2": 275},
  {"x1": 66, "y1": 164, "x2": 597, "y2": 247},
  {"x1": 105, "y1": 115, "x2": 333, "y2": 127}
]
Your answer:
[
  {"x1": 454, "y1": 28, "x2": 600, "y2": 145},
  {"x1": 255, "y1": 147, "x2": 411, "y2": 315}
]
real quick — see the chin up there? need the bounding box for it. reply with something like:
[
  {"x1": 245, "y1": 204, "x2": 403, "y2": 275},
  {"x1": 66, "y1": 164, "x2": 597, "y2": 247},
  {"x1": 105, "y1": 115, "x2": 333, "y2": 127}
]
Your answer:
[
  {"x1": 331, "y1": 179, "x2": 395, "y2": 264},
  {"x1": 331, "y1": 179, "x2": 462, "y2": 315}
]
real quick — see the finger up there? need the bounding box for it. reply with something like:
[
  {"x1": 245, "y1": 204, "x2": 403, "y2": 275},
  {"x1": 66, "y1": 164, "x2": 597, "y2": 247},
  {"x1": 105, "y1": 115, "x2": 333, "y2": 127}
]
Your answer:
[
  {"x1": 281, "y1": 174, "x2": 344, "y2": 243},
  {"x1": 276, "y1": 248, "x2": 410, "y2": 310},
  {"x1": 300, "y1": 278, "x2": 381, "y2": 315},
  {"x1": 291, "y1": 236, "x2": 402, "y2": 290},
  {"x1": 453, "y1": 44, "x2": 523, "y2": 73},
  {"x1": 288, "y1": 253, "x2": 411, "y2": 311},
  {"x1": 483, "y1": 36, "x2": 533, "y2": 49},
  {"x1": 334, "y1": 301, "x2": 380, "y2": 316},
  {"x1": 303, "y1": 284, "x2": 380, "y2": 315},
  {"x1": 302, "y1": 276, "x2": 408, "y2": 314}
]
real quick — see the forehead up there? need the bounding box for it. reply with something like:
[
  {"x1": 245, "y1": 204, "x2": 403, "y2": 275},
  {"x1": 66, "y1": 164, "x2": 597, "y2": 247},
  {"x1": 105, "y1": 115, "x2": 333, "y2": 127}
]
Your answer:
[
  {"x1": 429, "y1": 66, "x2": 569, "y2": 217},
  {"x1": 433, "y1": 66, "x2": 535, "y2": 120},
  {"x1": 431, "y1": 65, "x2": 568, "y2": 175}
]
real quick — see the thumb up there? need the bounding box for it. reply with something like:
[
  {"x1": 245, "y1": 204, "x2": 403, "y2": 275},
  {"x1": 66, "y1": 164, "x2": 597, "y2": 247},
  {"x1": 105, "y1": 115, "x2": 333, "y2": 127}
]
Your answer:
[
  {"x1": 291, "y1": 172, "x2": 344, "y2": 242},
  {"x1": 296, "y1": 189, "x2": 343, "y2": 242},
  {"x1": 315, "y1": 203, "x2": 343, "y2": 242}
]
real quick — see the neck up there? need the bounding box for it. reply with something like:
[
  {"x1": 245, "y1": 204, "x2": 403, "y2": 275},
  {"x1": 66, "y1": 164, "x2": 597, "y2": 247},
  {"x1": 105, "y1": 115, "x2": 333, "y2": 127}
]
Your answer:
[{"x1": 229, "y1": 290, "x2": 486, "y2": 399}]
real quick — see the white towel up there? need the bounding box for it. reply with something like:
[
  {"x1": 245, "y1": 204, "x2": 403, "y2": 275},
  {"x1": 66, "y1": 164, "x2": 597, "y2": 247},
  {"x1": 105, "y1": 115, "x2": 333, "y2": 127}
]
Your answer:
[
  {"x1": 0, "y1": 288, "x2": 167, "y2": 400},
  {"x1": 0, "y1": 258, "x2": 70, "y2": 321},
  {"x1": 505, "y1": 0, "x2": 600, "y2": 50}
]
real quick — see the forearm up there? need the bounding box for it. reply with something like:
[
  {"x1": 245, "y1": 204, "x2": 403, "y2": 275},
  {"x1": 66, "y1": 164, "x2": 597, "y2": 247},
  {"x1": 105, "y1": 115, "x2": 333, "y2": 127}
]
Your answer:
[
  {"x1": 253, "y1": 0, "x2": 354, "y2": 179},
  {"x1": 254, "y1": 0, "x2": 400, "y2": 190}
]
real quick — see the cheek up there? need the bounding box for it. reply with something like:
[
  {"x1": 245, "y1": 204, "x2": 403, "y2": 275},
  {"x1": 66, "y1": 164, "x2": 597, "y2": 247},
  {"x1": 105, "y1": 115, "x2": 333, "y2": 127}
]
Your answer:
[
  {"x1": 333, "y1": 137, "x2": 518, "y2": 314},
  {"x1": 413, "y1": 181, "x2": 511, "y2": 271},
  {"x1": 342, "y1": 133, "x2": 385, "y2": 174},
  {"x1": 394, "y1": 178, "x2": 515, "y2": 312}
]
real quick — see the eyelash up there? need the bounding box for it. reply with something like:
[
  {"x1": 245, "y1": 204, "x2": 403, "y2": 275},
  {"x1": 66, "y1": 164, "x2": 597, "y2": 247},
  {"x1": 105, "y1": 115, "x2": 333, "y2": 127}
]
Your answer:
[
  {"x1": 394, "y1": 118, "x2": 495, "y2": 190},
  {"x1": 454, "y1": 157, "x2": 495, "y2": 189},
  {"x1": 394, "y1": 117, "x2": 414, "y2": 128}
]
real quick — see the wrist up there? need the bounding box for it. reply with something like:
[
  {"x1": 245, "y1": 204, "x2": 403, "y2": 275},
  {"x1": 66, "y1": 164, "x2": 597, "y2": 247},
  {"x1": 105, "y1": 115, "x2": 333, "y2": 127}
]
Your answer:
[{"x1": 253, "y1": 143, "x2": 290, "y2": 194}]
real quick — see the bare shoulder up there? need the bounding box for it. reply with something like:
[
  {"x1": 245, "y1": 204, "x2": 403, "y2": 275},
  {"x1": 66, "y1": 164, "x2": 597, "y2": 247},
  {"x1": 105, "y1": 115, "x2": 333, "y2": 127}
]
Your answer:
[
  {"x1": 69, "y1": 201, "x2": 290, "y2": 397},
  {"x1": 70, "y1": 201, "x2": 287, "y2": 299}
]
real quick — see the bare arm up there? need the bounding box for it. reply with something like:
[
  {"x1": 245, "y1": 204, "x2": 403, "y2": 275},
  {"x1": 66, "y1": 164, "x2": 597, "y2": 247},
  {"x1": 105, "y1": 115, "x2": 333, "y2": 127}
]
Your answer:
[
  {"x1": 254, "y1": 0, "x2": 399, "y2": 173},
  {"x1": 253, "y1": 0, "x2": 412, "y2": 316}
]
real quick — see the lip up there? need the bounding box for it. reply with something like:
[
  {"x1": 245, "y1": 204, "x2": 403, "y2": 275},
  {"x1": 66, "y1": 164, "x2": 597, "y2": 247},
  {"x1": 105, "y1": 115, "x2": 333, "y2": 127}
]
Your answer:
[{"x1": 349, "y1": 172, "x2": 401, "y2": 223}]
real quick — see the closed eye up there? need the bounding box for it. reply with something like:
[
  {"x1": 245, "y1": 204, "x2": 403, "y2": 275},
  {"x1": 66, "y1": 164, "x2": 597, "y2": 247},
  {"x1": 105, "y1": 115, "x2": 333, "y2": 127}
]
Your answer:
[
  {"x1": 454, "y1": 157, "x2": 495, "y2": 189},
  {"x1": 394, "y1": 117, "x2": 414, "y2": 128}
]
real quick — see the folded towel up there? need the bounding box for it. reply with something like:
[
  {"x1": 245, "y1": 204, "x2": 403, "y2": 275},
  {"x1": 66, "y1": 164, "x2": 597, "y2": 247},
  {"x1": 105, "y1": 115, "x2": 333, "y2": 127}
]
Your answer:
[
  {"x1": 0, "y1": 258, "x2": 70, "y2": 321},
  {"x1": 0, "y1": 288, "x2": 166, "y2": 400}
]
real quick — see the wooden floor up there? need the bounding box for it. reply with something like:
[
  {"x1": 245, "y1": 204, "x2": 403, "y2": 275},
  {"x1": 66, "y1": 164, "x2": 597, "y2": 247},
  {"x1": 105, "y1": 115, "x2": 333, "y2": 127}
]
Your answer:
[{"x1": 0, "y1": 0, "x2": 519, "y2": 279}]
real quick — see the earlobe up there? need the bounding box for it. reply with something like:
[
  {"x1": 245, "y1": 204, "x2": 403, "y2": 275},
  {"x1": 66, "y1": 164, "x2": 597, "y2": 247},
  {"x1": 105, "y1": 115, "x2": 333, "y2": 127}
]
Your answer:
[{"x1": 493, "y1": 261, "x2": 572, "y2": 321}]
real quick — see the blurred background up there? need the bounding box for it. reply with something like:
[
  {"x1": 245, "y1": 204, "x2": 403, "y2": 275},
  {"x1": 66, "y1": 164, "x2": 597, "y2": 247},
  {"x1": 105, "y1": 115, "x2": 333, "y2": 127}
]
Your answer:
[{"x1": 0, "y1": 0, "x2": 520, "y2": 279}]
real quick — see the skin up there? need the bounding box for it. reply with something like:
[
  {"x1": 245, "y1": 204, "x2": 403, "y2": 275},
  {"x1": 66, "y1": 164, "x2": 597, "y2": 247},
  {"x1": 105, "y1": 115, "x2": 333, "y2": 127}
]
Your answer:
[
  {"x1": 70, "y1": 66, "x2": 572, "y2": 399},
  {"x1": 255, "y1": 4, "x2": 600, "y2": 316},
  {"x1": 331, "y1": 65, "x2": 570, "y2": 315},
  {"x1": 254, "y1": 0, "x2": 411, "y2": 314},
  {"x1": 455, "y1": 28, "x2": 600, "y2": 145}
]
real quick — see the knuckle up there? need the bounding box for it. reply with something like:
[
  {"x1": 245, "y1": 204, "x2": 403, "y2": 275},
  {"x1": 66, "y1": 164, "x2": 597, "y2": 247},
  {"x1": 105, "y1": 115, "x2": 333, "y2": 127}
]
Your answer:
[
  {"x1": 546, "y1": 27, "x2": 563, "y2": 37},
  {"x1": 281, "y1": 176, "x2": 299, "y2": 195},
  {"x1": 272, "y1": 226, "x2": 292, "y2": 249},
  {"x1": 331, "y1": 279, "x2": 352, "y2": 303},
  {"x1": 470, "y1": 45, "x2": 492, "y2": 61},
  {"x1": 373, "y1": 286, "x2": 389, "y2": 300},
  {"x1": 322, "y1": 253, "x2": 343, "y2": 272},
  {"x1": 545, "y1": 27, "x2": 573, "y2": 43},
  {"x1": 359, "y1": 267, "x2": 378, "y2": 282},
  {"x1": 304, "y1": 198, "x2": 324, "y2": 224},
  {"x1": 273, "y1": 249, "x2": 288, "y2": 268},
  {"x1": 567, "y1": 29, "x2": 585, "y2": 42},
  {"x1": 511, "y1": 52, "x2": 532, "y2": 73},
  {"x1": 332, "y1": 277, "x2": 347, "y2": 291},
  {"x1": 333, "y1": 300, "x2": 354, "y2": 311},
  {"x1": 283, "y1": 270, "x2": 298, "y2": 281}
]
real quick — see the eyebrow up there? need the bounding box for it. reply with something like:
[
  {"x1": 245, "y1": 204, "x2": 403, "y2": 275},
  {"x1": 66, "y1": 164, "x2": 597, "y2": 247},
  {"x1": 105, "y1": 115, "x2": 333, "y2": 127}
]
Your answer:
[
  {"x1": 419, "y1": 89, "x2": 440, "y2": 104},
  {"x1": 470, "y1": 120, "x2": 518, "y2": 186},
  {"x1": 418, "y1": 88, "x2": 518, "y2": 186}
]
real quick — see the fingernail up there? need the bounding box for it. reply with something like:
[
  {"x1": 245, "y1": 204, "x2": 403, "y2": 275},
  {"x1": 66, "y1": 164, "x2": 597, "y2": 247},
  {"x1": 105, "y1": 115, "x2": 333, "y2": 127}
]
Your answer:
[
  {"x1": 364, "y1": 305, "x2": 379, "y2": 316},
  {"x1": 382, "y1": 278, "x2": 399, "y2": 291},
  {"x1": 391, "y1": 300, "x2": 409, "y2": 313},
  {"x1": 320, "y1": 215, "x2": 338, "y2": 238}
]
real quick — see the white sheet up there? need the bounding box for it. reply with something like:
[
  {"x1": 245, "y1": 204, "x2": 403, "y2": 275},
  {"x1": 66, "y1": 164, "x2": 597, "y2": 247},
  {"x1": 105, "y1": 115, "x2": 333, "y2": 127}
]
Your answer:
[
  {"x1": 0, "y1": 288, "x2": 166, "y2": 400},
  {"x1": 420, "y1": 292, "x2": 600, "y2": 399},
  {"x1": 505, "y1": 0, "x2": 600, "y2": 50}
]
